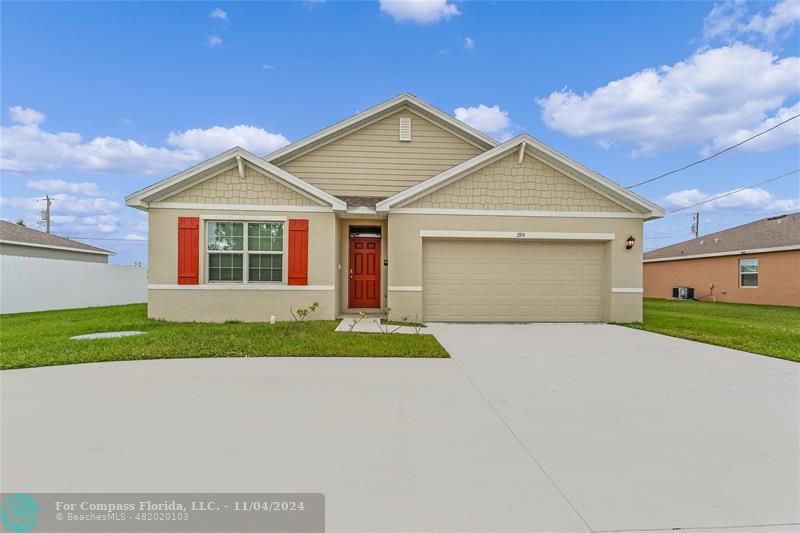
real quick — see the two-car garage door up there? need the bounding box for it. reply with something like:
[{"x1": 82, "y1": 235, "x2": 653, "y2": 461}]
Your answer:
[{"x1": 423, "y1": 240, "x2": 606, "y2": 322}]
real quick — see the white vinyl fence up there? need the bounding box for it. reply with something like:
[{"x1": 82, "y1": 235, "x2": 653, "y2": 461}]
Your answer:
[{"x1": 0, "y1": 255, "x2": 147, "y2": 314}]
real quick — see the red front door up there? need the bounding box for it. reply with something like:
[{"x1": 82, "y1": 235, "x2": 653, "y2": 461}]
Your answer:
[{"x1": 349, "y1": 237, "x2": 381, "y2": 308}]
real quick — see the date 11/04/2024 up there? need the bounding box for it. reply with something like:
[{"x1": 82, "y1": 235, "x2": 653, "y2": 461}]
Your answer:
[{"x1": 195, "y1": 500, "x2": 308, "y2": 512}]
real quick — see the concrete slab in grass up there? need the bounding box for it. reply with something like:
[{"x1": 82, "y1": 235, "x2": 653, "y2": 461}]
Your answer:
[
  {"x1": 335, "y1": 317, "x2": 421, "y2": 335},
  {"x1": 70, "y1": 331, "x2": 145, "y2": 340}
]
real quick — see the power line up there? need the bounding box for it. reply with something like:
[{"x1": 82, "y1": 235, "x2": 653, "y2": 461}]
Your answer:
[
  {"x1": 626, "y1": 113, "x2": 800, "y2": 189},
  {"x1": 645, "y1": 233, "x2": 694, "y2": 240},
  {"x1": 666, "y1": 169, "x2": 800, "y2": 215}
]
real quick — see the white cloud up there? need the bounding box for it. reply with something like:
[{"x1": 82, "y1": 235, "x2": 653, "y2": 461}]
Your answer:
[
  {"x1": 1, "y1": 106, "x2": 290, "y2": 176},
  {"x1": 261, "y1": 64, "x2": 275, "y2": 70},
  {"x1": 705, "y1": 0, "x2": 800, "y2": 41},
  {"x1": 0, "y1": 194, "x2": 119, "y2": 215},
  {"x1": 166, "y1": 125, "x2": 289, "y2": 157},
  {"x1": 25, "y1": 179, "x2": 102, "y2": 196},
  {"x1": 537, "y1": 44, "x2": 800, "y2": 155},
  {"x1": 454, "y1": 104, "x2": 513, "y2": 141},
  {"x1": 464, "y1": 37, "x2": 474, "y2": 50},
  {"x1": 663, "y1": 187, "x2": 800, "y2": 213},
  {"x1": 1, "y1": 122, "x2": 198, "y2": 175},
  {"x1": 8, "y1": 106, "x2": 45, "y2": 125},
  {"x1": 703, "y1": 0, "x2": 748, "y2": 40},
  {"x1": 72, "y1": 214, "x2": 118, "y2": 234},
  {"x1": 743, "y1": 0, "x2": 800, "y2": 39},
  {"x1": 50, "y1": 215, "x2": 76, "y2": 224},
  {"x1": 0, "y1": 196, "x2": 40, "y2": 211},
  {"x1": 125, "y1": 233, "x2": 147, "y2": 241},
  {"x1": 379, "y1": 0, "x2": 459, "y2": 24},
  {"x1": 207, "y1": 35, "x2": 223, "y2": 48},
  {"x1": 50, "y1": 194, "x2": 120, "y2": 215},
  {"x1": 210, "y1": 8, "x2": 228, "y2": 21},
  {"x1": 703, "y1": 101, "x2": 800, "y2": 154}
]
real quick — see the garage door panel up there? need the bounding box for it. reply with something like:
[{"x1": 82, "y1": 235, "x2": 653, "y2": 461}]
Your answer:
[{"x1": 423, "y1": 240, "x2": 605, "y2": 322}]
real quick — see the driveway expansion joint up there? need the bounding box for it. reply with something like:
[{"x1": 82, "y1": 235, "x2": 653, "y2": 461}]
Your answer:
[{"x1": 448, "y1": 354, "x2": 595, "y2": 532}]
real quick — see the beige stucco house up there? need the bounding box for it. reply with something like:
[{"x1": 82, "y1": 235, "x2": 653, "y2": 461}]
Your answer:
[{"x1": 126, "y1": 94, "x2": 663, "y2": 323}]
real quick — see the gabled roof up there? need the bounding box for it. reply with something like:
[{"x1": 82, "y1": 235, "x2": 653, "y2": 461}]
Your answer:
[
  {"x1": 125, "y1": 147, "x2": 346, "y2": 211},
  {"x1": 376, "y1": 134, "x2": 665, "y2": 220},
  {"x1": 0, "y1": 220, "x2": 114, "y2": 255},
  {"x1": 264, "y1": 92, "x2": 498, "y2": 165},
  {"x1": 644, "y1": 212, "x2": 800, "y2": 262}
]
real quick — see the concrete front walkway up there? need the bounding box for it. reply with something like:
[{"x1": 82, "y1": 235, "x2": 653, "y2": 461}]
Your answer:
[{"x1": 2, "y1": 324, "x2": 797, "y2": 532}]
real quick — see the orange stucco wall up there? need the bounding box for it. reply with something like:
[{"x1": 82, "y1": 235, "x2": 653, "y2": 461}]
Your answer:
[{"x1": 643, "y1": 250, "x2": 800, "y2": 307}]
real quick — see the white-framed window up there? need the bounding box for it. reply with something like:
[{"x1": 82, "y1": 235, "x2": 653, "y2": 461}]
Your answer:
[
  {"x1": 739, "y1": 258, "x2": 758, "y2": 288},
  {"x1": 206, "y1": 221, "x2": 284, "y2": 283}
]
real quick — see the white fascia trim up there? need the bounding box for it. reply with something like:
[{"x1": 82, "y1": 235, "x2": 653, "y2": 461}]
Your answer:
[
  {"x1": 520, "y1": 135, "x2": 665, "y2": 219},
  {"x1": 200, "y1": 214, "x2": 288, "y2": 222},
  {"x1": 643, "y1": 244, "x2": 800, "y2": 263},
  {"x1": 150, "y1": 202, "x2": 332, "y2": 213},
  {"x1": 241, "y1": 152, "x2": 346, "y2": 211},
  {"x1": 263, "y1": 93, "x2": 497, "y2": 163},
  {"x1": 346, "y1": 207, "x2": 378, "y2": 215},
  {"x1": 125, "y1": 147, "x2": 243, "y2": 208},
  {"x1": 148, "y1": 162, "x2": 238, "y2": 200},
  {"x1": 391, "y1": 208, "x2": 645, "y2": 219},
  {"x1": 611, "y1": 288, "x2": 644, "y2": 293},
  {"x1": 0, "y1": 239, "x2": 113, "y2": 255},
  {"x1": 420, "y1": 230, "x2": 615, "y2": 241},
  {"x1": 126, "y1": 147, "x2": 346, "y2": 212},
  {"x1": 377, "y1": 135, "x2": 663, "y2": 219},
  {"x1": 149, "y1": 284, "x2": 335, "y2": 291},
  {"x1": 388, "y1": 286, "x2": 423, "y2": 292}
]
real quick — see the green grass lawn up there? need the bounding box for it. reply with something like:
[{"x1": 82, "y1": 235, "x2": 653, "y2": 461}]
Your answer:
[
  {"x1": 0, "y1": 304, "x2": 449, "y2": 370},
  {"x1": 621, "y1": 298, "x2": 800, "y2": 362}
]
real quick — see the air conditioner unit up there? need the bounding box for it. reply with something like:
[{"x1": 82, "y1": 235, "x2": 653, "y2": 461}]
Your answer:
[{"x1": 672, "y1": 286, "x2": 694, "y2": 300}]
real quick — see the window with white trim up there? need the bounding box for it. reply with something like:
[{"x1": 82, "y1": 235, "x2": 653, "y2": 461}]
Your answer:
[
  {"x1": 739, "y1": 258, "x2": 758, "y2": 287},
  {"x1": 207, "y1": 221, "x2": 284, "y2": 283}
]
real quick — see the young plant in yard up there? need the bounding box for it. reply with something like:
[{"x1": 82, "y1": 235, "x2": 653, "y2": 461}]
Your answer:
[
  {"x1": 380, "y1": 307, "x2": 406, "y2": 334},
  {"x1": 347, "y1": 311, "x2": 368, "y2": 332},
  {"x1": 0, "y1": 304, "x2": 451, "y2": 369},
  {"x1": 413, "y1": 315, "x2": 424, "y2": 335},
  {"x1": 290, "y1": 302, "x2": 320, "y2": 321}
]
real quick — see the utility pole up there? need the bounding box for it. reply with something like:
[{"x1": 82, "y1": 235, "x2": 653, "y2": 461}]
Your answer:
[
  {"x1": 690, "y1": 212, "x2": 700, "y2": 239},
  {"x1": 41, "y1": 195, "x2": 52, "y2": 233}
]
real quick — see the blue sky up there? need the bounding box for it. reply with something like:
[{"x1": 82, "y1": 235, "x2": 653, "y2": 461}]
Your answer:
[{"x1": 1, "y1": 0, "x2": 798, "y2": 265}]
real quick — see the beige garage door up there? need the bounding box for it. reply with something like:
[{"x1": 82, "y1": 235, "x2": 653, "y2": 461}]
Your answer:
[{"x1": 423, "y1": 239, "x2": 606, "y2": 322}]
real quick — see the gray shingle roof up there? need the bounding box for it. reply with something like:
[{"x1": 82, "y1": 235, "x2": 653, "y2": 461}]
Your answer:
[
  {"x1": 336, "y1": 196, "x2": 388, "y2": 209},
  {"x1": 0, "y1": 220, "x2": 114, "y2": 255},
  {"x1": 644, "y1": 213, "x2": 800, "y2": 261}
]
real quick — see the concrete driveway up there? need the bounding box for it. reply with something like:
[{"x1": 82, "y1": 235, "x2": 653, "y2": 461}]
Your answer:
[{"x1": 2, "y1": 324, "x2": 797, "y2": 532}]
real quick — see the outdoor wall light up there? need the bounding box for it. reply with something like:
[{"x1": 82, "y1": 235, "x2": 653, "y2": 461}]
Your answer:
[{"x1": 625, "y1": 235, "x2": 636, "y2": 250}]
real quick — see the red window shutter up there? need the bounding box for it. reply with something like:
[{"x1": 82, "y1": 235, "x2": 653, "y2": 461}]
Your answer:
[
  {"x1": 288, "y1": 219, "x2": 309, "y2": 285},
  {"x1": 177, "y1": 217, "x2": 199, "y2": 285}
]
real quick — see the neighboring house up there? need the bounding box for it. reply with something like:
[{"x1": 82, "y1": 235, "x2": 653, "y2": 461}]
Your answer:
[
  {"x1": 126, "y1": 93, "x2": 663, "y2": 323},
  {"x1": 643, "y1": 213, "x2": 800, "y2": 307},
  {"x1": 0, "y1": 220, "x2": 113, "y2": 263}
]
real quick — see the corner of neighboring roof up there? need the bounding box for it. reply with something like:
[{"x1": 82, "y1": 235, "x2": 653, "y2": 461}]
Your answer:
[{"x1": 125, "y1": 146, "x2": 346, "y2": 212}]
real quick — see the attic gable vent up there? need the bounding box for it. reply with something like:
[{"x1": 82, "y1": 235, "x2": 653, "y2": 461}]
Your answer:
[{"x1": 399, "y1": 117, "x2": 412, "y2": 141}]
